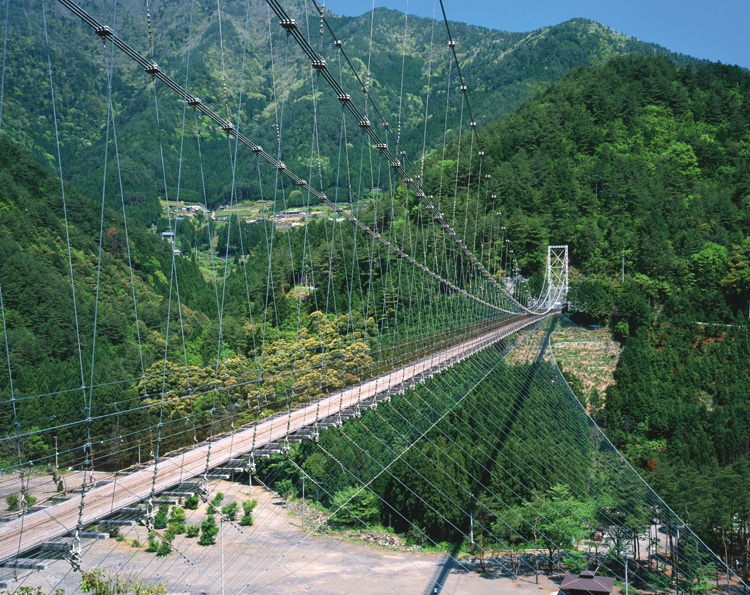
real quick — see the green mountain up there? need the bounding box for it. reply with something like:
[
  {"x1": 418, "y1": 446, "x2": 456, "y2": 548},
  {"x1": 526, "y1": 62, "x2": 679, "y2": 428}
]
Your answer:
[
  {"x1": 0, "y1": 0, "x2": 698, "y2": 222},
  {"x1": 454, "y1": 55, "x2": 750, "y2": 322}
]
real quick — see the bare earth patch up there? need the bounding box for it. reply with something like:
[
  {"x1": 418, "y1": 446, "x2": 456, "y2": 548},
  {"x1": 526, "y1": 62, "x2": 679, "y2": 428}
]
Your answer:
[{"x1": 10, "y1": 479, "x2": 562, "y2": 595}]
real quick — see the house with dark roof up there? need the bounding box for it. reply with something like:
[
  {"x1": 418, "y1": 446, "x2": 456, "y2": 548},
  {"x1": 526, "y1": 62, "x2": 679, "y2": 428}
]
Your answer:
[{"x1": 559, "y1": 570, "x2": 615, "y2": 595}]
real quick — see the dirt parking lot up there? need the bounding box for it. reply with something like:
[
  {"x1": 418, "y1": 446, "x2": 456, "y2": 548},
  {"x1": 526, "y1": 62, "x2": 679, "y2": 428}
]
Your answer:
[{"x1": 8, "y1": 480, "x2": 561, "y2": 595}]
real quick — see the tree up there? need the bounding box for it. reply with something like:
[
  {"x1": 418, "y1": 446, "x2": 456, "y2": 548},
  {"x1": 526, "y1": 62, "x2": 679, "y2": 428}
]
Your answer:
[
  {"x1": 199, "y1": 513, "x2": 219, "y2": 546},
  {"x1": 153, "y1": 505, "x2": 169, "y2": 530},
  {"x1": 331, "y1": 485, "x2": 380, "y2": 526},
  {"x1": 240, "y1": 498, "x2": 258, "y2": 526},
  {"x1": 80, "y1": 568, "x2": 166, "y2": 594},
  {"x1": 221, "y1": 501, "x2": 239, "y2": 522},
  {"x1": 522, "y1": 485, "x2": 597, "y2": 567}
]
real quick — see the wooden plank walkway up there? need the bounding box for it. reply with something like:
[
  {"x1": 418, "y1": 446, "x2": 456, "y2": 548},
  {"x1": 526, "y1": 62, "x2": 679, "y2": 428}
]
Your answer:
[{"x1": 0, "y1": 314, "x2": 548, "y2": 563}]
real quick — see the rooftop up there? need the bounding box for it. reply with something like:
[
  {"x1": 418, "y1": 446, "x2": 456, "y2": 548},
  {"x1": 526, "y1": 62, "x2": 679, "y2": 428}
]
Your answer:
[{"x1": 560, "y1": 571, "x2": 614, "y2": 594}]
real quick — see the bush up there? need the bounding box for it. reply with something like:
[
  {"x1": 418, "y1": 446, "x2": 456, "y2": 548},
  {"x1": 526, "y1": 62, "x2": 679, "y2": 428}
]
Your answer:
[
  {"x1": 276, "y1": 479, "x2": 295, "y2": 500},
  {"x1": 240, "y1": 499, "x2": 258, "y2": 526},
  {"x1": 153, "y1": 505, "x2": 169, "y2": 530},
  {"x1": 210, "y1": 492, "x2": 224, "y2": 507},
  {"x1": 169, "y1": 506, "x2": 186, "y2": 534},
  {"x1": 80, "y1": 568, "x2": 165, "y2": 594},
  {"x1": 184, "y1": 495, "x2": 200, "y2": 510},
  {"x1": 186, "y1": 524, "x2": 200, "y2": 538},
  {"x1": 221, "y1": 501, "x2": 239, "y2": 521},
  {"x1": 146, "y1": 531, "x2": 159, "y2": 552},
  {"x1": 5, "y1": 493, "x2": 19, "y2": 511},
  {"x1": 199, "y1": 513, "x2": 219, "y2": 546},
  {"x1": 331, "y1": 485, "x2": 379, "y2": 526},
  {"x1": 156, "y1": 540, "x2": 171, "y2": 557},
  {"x1": 25, "y1": 495, "x2": 36, "y2": 508}
]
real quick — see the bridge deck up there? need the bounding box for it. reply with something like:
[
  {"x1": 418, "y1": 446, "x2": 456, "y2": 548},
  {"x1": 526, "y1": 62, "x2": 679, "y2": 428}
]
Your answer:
[{"x1": 0, "y1": 314, "x2": 548, "y2": 563}]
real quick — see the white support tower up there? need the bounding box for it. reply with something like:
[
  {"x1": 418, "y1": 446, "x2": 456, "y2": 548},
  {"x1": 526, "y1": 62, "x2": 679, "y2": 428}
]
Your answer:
[{"x1": 546, "y1": 245, "x2": 569, "y2": 308}]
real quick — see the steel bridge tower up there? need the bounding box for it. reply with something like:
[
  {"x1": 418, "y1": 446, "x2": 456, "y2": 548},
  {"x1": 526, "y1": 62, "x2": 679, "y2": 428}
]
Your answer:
[{"x1": 546, "y1": 245, "x2": 569, "y2": 308}]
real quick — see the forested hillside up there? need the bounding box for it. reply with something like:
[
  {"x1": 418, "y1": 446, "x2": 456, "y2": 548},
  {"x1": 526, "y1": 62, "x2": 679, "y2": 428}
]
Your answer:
[
  {"x1": 455, "y1": 55, "x2": 750, "y2": 323},
  {"x1": 1, "y1": 0, "x2": 749, "y2": 580},
  {"x1": 0, "y1": 0, "x2": 695, "y2": 224},
  {"x1": 448, "y1": 54, "x2": 750, "y2": 574}
]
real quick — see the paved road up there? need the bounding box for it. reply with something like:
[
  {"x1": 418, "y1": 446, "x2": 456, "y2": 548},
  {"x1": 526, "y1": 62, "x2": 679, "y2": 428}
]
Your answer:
[{"x1": 0, "y1": 314, "x2": 548, "y2": 563}]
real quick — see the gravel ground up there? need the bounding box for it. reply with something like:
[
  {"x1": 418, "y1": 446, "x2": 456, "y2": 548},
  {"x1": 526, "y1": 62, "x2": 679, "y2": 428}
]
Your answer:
[{"x1": 5, "y1": 480, "x2": 562, "y2": 595}]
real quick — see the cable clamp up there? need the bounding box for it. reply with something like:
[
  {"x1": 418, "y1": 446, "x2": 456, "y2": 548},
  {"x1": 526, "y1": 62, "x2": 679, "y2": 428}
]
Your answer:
[
  {"x1": 95, "y1": 26, "x2": 112, "y2": 39},
  {"x1": 145, "y1": 62, "x2": 161, "y2": 75},
  {"x1": 65, "y1": 532, "x2": 82, "y2": 572},
  {"x1": 279, "y1": 19, "x2": 297, "y2": 30},
  {"x1": 199, "y1": 478, "x2": 209, "y2": 502}
]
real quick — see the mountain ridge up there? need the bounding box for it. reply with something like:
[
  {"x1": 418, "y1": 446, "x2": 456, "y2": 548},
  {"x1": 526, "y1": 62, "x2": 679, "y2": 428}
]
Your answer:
[{"x1": 0, "y1": 1, "x2": 704, "y2": 219}]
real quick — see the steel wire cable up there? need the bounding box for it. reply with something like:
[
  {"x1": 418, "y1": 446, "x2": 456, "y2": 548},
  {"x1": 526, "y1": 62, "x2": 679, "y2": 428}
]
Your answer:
[
  {"x1": 280, "y1": 330, "x2": 660, "y2": 595},
  {"x1": 41, "y1": 0, "x2": 91, "y2": 567},
  {"x1": 398, "y1": 323, "x2": 731, "y2": 586}
]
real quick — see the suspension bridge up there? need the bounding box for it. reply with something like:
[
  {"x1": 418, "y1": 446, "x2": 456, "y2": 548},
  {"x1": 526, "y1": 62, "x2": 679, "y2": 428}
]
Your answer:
[{"x1": 0, "y1": 0, "x2": 745, "y2": 592}]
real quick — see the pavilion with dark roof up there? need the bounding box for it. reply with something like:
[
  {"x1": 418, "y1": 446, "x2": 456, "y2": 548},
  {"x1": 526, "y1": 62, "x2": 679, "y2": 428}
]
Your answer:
[{"x1": 559, "y1": 570, "x2": 615, "y2": 595}]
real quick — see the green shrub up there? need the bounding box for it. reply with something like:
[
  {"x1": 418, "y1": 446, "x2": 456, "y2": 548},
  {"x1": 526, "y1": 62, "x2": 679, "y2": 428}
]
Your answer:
[
  {"x1": 146, "y1": 531, "x2": 159, "y2": 552},
  {"x1": 153, "y1": 505, "x2": 169, "y2": 530},
  {"x1": 276, "y1": 479, "x2": 294, "y2": 499},
  {"x1": 5, "y1": 493, "x2": 19, "y2": 511},
  {"x1": 210, "y1": 492, "x2": 224, "y2": 507},
  {"x1": 221, "y1": 501, "x2": 239, "y2": 521},
  {"x1": 199, "y1": 513, "x2": 219, "y2": 546},
  {"x1": 169, "y1": 506, "x2": 187, "y2": 534},
  {"x1": 156, "y1": 540, "x2": 171, "y2": 557},
  {"x1": 331, "y1": 485, "x2": 379, "y2": 526},
  {"x1": 184, "y1": 495, "x2": 200, "y2": 510},
  {"x1": 240, "y1": 499, "x2": 258, "y2": 526},
  {"x1": 186, "y1": 524, "x2": 200, "y2": 538}
]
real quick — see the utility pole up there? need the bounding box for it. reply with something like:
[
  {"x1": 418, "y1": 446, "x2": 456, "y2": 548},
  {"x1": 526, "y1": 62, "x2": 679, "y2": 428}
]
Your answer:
[
  {"x1": 625, "y1": 553, "x2": 630, "y2": 595},
  {"x1": 302, "y1": 474, "x2": 305, "y2": 530},
  {"x1": 470, "y1": 507, "x2": 474, "y2": 547},
  {"x1": 622, "y1": 249, "x2": 625, "y2": 282}
]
